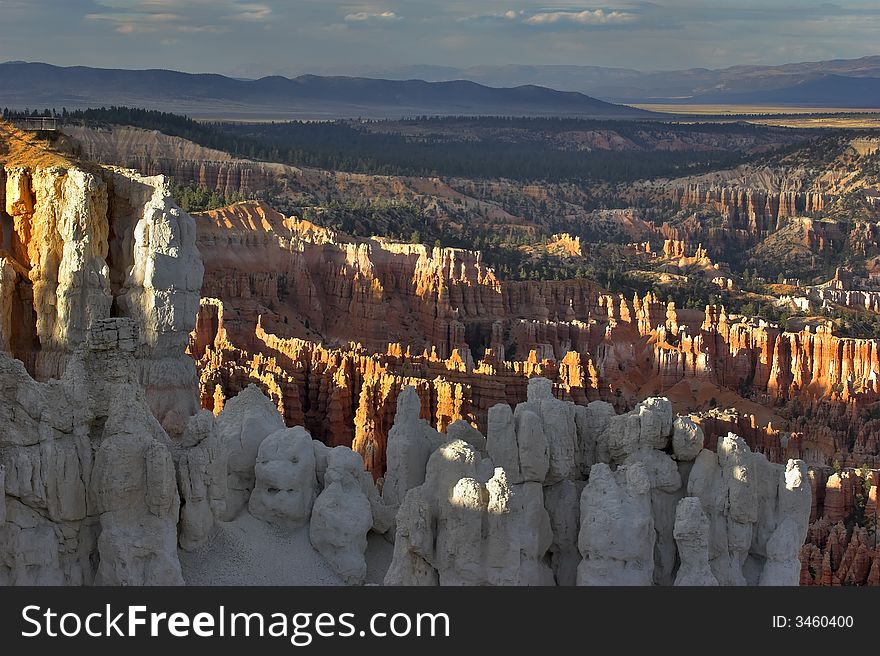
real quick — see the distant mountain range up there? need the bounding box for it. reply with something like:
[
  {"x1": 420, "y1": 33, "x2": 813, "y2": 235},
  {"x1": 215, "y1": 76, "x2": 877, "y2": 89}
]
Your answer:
[
  {"x1": 689, "y1": 74, "x2": 880, "y2": 109},
  {"x1": 0, "y1": 61, "x2": 653, "y2": 120},
  {"x1": 289, "y1": 56, "x2": 880, "y2": 107}
]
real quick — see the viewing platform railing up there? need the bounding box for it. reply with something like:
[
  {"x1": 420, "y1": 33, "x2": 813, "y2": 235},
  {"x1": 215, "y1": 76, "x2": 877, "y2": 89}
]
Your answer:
[{"x1": 11, "y1": 117, "x2": 59, "y2": 131}]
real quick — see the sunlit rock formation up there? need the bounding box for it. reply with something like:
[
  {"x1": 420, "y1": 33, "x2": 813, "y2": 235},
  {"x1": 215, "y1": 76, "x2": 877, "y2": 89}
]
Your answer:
[
  {"x1": 383, "y1": 379, "x2": 811, "y2": 586},
  {"x1": 0, "y1": 123, "x2": 202, "y2": 433},
  {"x1": 0, "y1": 123, "x2": 212, "y2": 584}
]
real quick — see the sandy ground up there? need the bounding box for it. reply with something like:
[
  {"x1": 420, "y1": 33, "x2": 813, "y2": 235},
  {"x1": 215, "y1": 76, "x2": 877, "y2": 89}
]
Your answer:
[
  {"x1": 365, "y1": 533, "x2": 394, "y2": 585},
  {"x1": 660, "y1": 378, "x2": 786, "y2": 427},
  {"x1": 179, "y1": 512, "x2": 394, "y2": 586}
]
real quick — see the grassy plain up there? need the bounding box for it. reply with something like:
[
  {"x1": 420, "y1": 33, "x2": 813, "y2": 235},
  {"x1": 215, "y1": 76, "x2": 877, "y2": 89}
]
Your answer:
[{"x1": 632, "y1": 103, "x2": 880, "y2": 128}]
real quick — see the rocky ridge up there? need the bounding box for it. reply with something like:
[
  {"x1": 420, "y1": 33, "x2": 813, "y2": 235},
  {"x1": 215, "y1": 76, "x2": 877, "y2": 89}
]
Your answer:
[{"x1": 63, "y1": 125, "x2": 277, "y2": 198}]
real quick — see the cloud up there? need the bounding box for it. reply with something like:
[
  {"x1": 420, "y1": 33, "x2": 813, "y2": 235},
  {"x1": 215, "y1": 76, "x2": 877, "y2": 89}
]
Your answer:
[
  {"x1": 457, "y1": 7, "x2": 639, "y2": 28},
  {"x1": 458, "y1": 9, "x2": 523, "y2": 22},
  {"x1": 344, "y1": 11, "x2": 400, "y2": 23},
  {"x1": 20, "y1": 0, "x2": 879, "y2": 77},
  {"x1": 523, "y1": 9, "x2": 637, "y2": 26},
  {"x1": 86, "y1": 0, "x2": 267, "y2": 35},
  {"x1": 86, "y1": 12, "x2": 183, "y2": 34},
  {"x1": 225, "y1": 2, "x2": 271, "y2": 22}
]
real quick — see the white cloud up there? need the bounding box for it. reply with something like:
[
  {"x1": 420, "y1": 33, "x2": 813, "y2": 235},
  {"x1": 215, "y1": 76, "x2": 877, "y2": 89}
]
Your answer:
[
  {"x1": 457, "y1": 7, "x2": 637, "y2": 27},
  {"x1": 344, "y1": 11, "x2": 400, "y2": 23},
  {"x1": 225, "y1": 3, "x2": 271, "y2": 22},
  {"x1": 86, "y1": 11, "x2": 183, "y2": 24},
  {"x1": 524, "y1": 9, "x2": 637, "y2": 26},
  {"x1": 458, "y1": 9, "x2": 523, "y2": 22}
]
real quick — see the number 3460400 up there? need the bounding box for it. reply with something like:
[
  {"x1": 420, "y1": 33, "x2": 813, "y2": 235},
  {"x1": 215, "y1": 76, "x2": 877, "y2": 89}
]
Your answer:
[{"x1": 795, "y1": 616, "x2": 854, "y2": 628}]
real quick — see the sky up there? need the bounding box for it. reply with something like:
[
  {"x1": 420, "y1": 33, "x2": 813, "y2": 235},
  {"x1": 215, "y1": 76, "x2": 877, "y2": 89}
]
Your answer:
[{"x1": 0, "y1": 1, "x2": 878, "y2": 77}]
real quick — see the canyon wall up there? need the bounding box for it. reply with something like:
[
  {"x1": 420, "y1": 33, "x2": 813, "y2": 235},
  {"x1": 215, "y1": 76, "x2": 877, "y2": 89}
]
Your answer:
[
  {"x1": 195, "y1": 201, "x2": 603, "y2": 361},
  {"x1": 2, "y1": 124, "x2": 874, "y2": 586},
  {"x1": 672, "y1": 184, "x2": 829, "y2": 233},
  {"x1": 192, "y1": 202, "x2": 880, "y2": 485},
  {"x1": 188, "y1": 200, "x2": 880, "y2": 586},
  {"x1": 0, "y1": 122, "x2": 224, "y2": 584},
  {"x1": 1, "y1": 124, "x2": 202, "y2": 431},
  {"x1": 62, "y1": 125, "x2": 276, "y2": 197},
  {"x1": 383, "y1": 379, "x2": 812, "y2": 587}
]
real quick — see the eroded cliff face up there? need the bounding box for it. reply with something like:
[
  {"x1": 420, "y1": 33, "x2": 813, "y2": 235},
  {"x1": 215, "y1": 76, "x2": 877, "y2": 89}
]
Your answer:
[
  {"x1": 671, "y1": 184, "x2": 829, "y2": 233},
  {"x1": 381, "y1": 380, "x2": 812, "y2": 587},
  {"x1": 191, "y1": 298, "x2": 604, "y2": 478},
  {"x1": 653, "y1": 307, "x2": 880, "y2": 407},
  {"x1": 0, "y1": 125, "x2": 876, "y2": 584},
  {"x1": 62, "y1": 124, "x2": 276, "y2": 197},
  {"x1": 3, "y1": 123, "x2": 865, "y2": 586},
  {"x1": 0, "y1": 122, "x2": 219, "y2": 585},
  {"x1": 190, "y1": 201, "x2": 880, "y2": 497},
  {"x1": 0, "y1": 123, "x2": 203, "y2": 431},
  {"x1": 195, "y1": 201, "x2": 602, "y2": 362},
  {"x1": 0, "y1": 319, "x2": 185, "y2": 585}
]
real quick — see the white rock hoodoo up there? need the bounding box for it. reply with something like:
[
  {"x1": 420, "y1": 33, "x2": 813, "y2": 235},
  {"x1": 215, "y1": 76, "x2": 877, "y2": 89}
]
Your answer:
[{"x1": 383, "y1": 378, "x2": 811, "y2": 586}]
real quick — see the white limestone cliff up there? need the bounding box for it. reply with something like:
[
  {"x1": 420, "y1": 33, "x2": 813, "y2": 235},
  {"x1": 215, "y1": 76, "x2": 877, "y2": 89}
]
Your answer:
[
  {"x1": 1, "y1": 145, "x2": 217, "y2": 584},
  {"x1": 1, "y1": 162, "x2": 203, "y2": 435},
  {"x1": 382, "y1": 385, "x2": 445, "y2": 507},
  {"x1": 310, "y1": 447, "x2": 373, "y2": 584},
  {"x1": 106, "y1": 169, "x2": 204, "y2": 432},
  {"x1": 687, "y1": 433, "x2": 812, "y2": 586},
  {"x1": 0, "y1": 318, "x2": 185, "y2": 584},
  {"x1": 249, "y1": 427, "x2": 317, "y2": 527},
  {"x1": 173, "y1": 410, "x2": 227, "y2": 551},
  {"x1": 577, "y1": 462, "x2": 655, "y2": 585}
]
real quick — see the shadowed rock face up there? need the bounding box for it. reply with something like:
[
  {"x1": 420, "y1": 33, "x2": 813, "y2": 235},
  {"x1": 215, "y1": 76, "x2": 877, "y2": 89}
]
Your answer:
[{"x1": 0, "y1": 318, "x2": 185, "y2": 585}]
